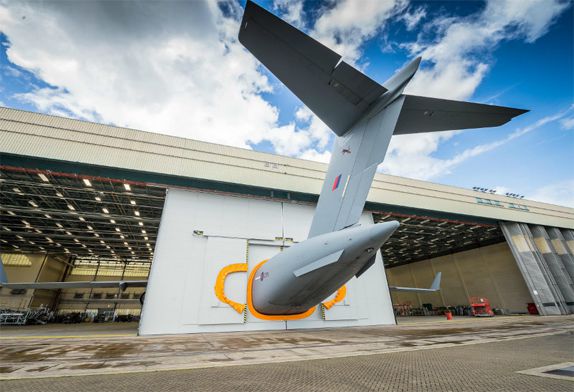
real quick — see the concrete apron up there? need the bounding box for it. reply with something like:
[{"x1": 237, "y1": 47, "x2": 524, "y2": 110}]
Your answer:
[{"x1": 0, "y1": 315, "x2": 573, "y2": 380}]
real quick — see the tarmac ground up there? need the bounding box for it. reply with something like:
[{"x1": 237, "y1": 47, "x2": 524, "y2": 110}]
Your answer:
[{"x1": 0, "y1": 315, "x2": 572, "y2": 391}]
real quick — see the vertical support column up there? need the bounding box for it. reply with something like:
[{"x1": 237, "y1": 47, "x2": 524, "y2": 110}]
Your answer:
[
  {"x1": 28, "y1": 254, "x2": 49, "y2": 309},
  {"x1": 500, "y1": 222, "x2": 563, "y2": 315},
  {"x1": 530, "y1": 226, "x2": 574, "y2": 313},
  {"x1": 557, "y1": 229, "x2": 574, "y2": 280},
  {"x1": 562, "y1": 230, "x2": 574, "y2": 253}
]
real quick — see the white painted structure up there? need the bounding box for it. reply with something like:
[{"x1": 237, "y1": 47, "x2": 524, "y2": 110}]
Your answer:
[{"x1": 139, "y1": 188, "x2": 395, "y2": 335}]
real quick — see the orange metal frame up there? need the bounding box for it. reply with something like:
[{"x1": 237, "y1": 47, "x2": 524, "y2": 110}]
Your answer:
[
  {"x1": 214, "y1": 262, "x2": 249, "y2": 313},
  {"x1": 214, "y1": 259, "x2": 348, "y2": 320},
  {"x1": 246, "y1": 259, "x2": 317, "y2": 320}
]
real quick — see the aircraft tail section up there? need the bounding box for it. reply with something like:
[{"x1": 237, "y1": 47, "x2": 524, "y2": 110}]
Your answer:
[
  {"x1": 389, "y1": 272, "x2": 442, "y2": 293},
  {"x1": 239, "y1": 1, "x2": 528, "y2": 239},
  {"x1": 308, "y1": 97, "x2": 405, "y2": 238},
  {"x1": 239, "y1": 1, "x2": 387, "y2": 137},
  {"x1": 395, "y1": 95, "x2": 528, "y2": 135},
  {"x1": 382, "y1": 57, "x2": 421, "y2": 93}
]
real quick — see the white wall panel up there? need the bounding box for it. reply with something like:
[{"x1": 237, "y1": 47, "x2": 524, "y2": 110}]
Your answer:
[{"x1": 139, "y1": 188, "x2": 395, "y2": 335}]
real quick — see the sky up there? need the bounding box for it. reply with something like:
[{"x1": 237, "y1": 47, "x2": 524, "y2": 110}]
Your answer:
[{"x1": 0, "y1": 0, "x2": 572, "y2": 207}]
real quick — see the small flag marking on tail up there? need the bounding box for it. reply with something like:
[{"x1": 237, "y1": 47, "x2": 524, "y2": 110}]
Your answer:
[{"x1": 332, "y1": 174, "x2": 342, "y2": 191}]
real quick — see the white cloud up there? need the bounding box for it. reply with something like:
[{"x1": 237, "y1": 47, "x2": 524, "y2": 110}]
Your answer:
[
  {"x1": 311, "y1": 0, "x2": 408, "y2": 64},
  {"x1": 492, "y1": 185, "x2": 512, "y2": 196},
  {"x1": 0, "y1": 0, "x2": 569, "y2": 173},
  {"x1": 405, "y1": 0, "x2": 569, "y2": 100},
  {"x1": 560, "y1": 117, "x2": 574, "y2": 130},
  {"x1": 387, "y1": 0, "x2": 569, "y2": 180},
  {"x1": 528, "y1": 179, "x2": 574, "y2": 208},
  {"x1": 273, "y1": 0, "x2": 305, "y2": 28},
  {"x1": 299, "y1": 149, "x2": 331, "y2": 163},
  {"x1": 0, "y1": 0, "x2": 278, "y2": 149},
  {"x1": 401, "y1": 6, "x2": 426, "y2": 31},
  {"x1": 380, "y1": 108, "x2": 571, "y2": 180}
]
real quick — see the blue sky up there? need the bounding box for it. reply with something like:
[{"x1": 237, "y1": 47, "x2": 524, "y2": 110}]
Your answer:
[{"x1": 0, "y1": 0, "x2": 572, "y2": 206}]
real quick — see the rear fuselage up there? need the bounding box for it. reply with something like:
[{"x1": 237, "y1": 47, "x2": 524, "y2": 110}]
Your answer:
[{"x1": 251, "y1": 221, "x2": 399, "y2": 315}]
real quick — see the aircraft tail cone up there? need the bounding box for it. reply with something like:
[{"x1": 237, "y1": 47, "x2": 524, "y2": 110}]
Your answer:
[{"x1": 369, "y1": 221, "x2": 400, "y2": 246}]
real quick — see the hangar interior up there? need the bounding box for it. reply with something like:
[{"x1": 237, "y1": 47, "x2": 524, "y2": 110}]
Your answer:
[{"x1": 1, "y1": 106, "x2": 573, "y2": 324}]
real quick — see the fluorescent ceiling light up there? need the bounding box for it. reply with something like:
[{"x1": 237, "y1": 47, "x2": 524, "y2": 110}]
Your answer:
[
  {"x1": 124, "y1": 183, "x2": 131, "y2": 191},
  {"x1": 130, "y1": 200, "x2": 136, "y2": 205},
  {"x1": 134, "y1": 211, "x2": 140, "y2": 216},
  {"x1": 67, "y1": 204, "x2": 75, "y2": 211},
  {"x1": 13, "y1": 187, "x2": 21, "y2": 193},
  {"x1": 7, "y1": 211, "x2": 15, "y2": 216},
  {"x1": 44, "y1": 214, "x2": 52, "y2": 219},
  {"x1": 102, "y1": 208, "x2": 109, "y2": 214},
  {"x1": 95, "y1": 196, "x2": 101, "y2": 202},
  {"x1": 28, "y1": 200, "x2": 38, "y2": 207},
  {"x1": 38, "y1": 173, "x2": 49, "y2": 182},
  {"x1": 83, "y1": 179, "x2": 92, "y2": 187},
  {"x1": 138, "y1": 222, "x2": 144, "y2": 226}
]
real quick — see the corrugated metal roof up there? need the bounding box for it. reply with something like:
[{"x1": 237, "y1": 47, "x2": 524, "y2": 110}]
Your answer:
[{"x1": 1, "y1": 106, "x2": 573, "y2": 229}]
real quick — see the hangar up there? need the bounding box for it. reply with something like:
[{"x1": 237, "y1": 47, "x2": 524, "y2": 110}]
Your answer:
[{"x1": 1, "y1": 105, "x2": 573, "y2": 329}]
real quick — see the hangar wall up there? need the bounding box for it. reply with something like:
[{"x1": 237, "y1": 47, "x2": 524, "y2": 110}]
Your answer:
[
  {"x1": 387, "y1": 242, "x2": 533, "y2": 314},
  {"x1": 0, "y1": 253, "x2": 67, "y2": 309},
  {"x1": 139, "y1": 188, "x2": 395, "y2": 335}
]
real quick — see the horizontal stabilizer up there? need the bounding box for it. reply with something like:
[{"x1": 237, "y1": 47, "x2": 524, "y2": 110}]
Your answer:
[
  {"x1": 239, "y1": 1, "x2": 386, "y2": 136},
  {"x1": 0, "y1": 252, "x2": 147, "y2": 291},
  {"x1": 0, "y1": 280, "x2": 147, "y2": 290},
  {"x1": 389, "y1": 272, "x2": 441, "y2": 293},
  {"x1": 394, "y1": 95, "x2": 528, "y2": 135}
]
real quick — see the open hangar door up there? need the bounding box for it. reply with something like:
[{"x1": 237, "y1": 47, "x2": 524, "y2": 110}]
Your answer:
[
  {"x1": 0, "y1": 165, "x2": 164, "y2": 324},
  {"x1": 376, "y1": 212, "x2": 535, "y2": 318}
]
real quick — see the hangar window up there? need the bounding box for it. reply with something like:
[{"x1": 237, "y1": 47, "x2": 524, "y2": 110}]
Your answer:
[
  {"x1": 105, "y1": 293, "x2": 117, "y2": 299},
  {"x1": 91, "y1": 293, "x2": 103, "y2": 299},
  {"x1": 74, "y1": 292, "x2": 84, "y2": 299}
]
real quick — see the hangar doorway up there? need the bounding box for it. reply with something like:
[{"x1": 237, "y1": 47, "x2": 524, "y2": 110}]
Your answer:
[{"x1": 375, "y1": 212, "x2": 534, "y2": 318}]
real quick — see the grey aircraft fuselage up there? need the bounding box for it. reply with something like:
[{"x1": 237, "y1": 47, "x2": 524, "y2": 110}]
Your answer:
[{"x1": 252, "y1": 221, "x2": 399, "y2": 315}]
